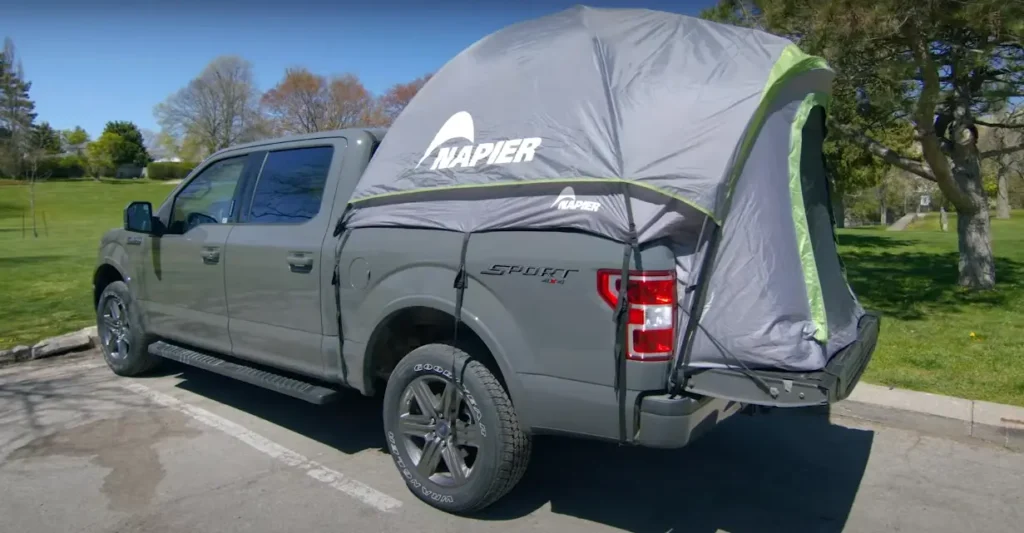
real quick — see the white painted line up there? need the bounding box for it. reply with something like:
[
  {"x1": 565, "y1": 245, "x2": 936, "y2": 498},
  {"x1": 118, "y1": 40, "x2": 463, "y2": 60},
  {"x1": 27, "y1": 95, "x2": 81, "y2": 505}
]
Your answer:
[{"x1": 124, "y1": 382, "x2": 403, "y2": 513}]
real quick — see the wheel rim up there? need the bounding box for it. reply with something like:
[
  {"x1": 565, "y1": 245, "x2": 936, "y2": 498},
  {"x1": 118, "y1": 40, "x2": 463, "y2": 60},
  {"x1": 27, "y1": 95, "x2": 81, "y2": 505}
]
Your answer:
[
  {"x1": 398, "y1": 374, "x2": 482, "y2": 488},
  {"x1": 100, "y1": 295, "x2": 130, "y2": 361}
]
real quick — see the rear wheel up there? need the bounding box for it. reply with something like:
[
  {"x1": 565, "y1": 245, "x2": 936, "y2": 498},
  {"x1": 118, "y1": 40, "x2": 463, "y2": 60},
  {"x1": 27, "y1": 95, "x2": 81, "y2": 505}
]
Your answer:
[
  {"x1": 382, "y1": 343, "x2": 531, "y2": 514},
  {"x1": 96, "y1": 281, "x2": 160, "y2": 376}
]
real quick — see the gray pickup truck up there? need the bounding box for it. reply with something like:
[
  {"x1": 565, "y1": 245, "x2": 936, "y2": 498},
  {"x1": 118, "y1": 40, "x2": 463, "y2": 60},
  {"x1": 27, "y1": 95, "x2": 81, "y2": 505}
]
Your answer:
[{"x1": 93, "y1": 7, "x2": 879, "y2": 515}]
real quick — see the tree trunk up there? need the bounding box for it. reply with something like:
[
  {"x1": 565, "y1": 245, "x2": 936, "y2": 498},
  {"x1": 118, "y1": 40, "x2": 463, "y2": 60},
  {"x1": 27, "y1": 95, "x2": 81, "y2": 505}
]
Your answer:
[
  {"x1": 951, "y1": 154, "x2": 995, "y2": 289},
  {"x1": 940, "y1": 206, "x2": 948, "y2": 232},
  {"x1": 831, "y1": 191, "x2": 846, "y2": 228},
  {"x1": 956, "y1": 204, "x2": 994, "y2": 289},
  {"x1": 996, "y1": 169, "x2": 1011, "y2": 219},
  {"x1": 29, "y1": 179, "x2": 38, "y2": 238}
]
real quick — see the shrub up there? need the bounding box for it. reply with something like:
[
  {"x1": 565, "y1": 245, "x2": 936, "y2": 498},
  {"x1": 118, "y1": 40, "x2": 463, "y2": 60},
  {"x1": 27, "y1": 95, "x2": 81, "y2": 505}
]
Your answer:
[
  {"x1": 146, "y1": 161, "x2": 196, "y2": 180},
  {"x1": 35, "y1": 154, "x2": 87, "y2": 178}
]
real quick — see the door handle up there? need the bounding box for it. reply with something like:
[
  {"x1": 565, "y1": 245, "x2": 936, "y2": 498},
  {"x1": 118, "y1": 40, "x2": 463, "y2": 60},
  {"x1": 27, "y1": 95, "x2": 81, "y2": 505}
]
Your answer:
[
  {"x1": 200, "y1": 247, "x2": 221, "y2": 265},
  {"x1": 287, "y1": 252, "x2": 314, "y2": 273}
]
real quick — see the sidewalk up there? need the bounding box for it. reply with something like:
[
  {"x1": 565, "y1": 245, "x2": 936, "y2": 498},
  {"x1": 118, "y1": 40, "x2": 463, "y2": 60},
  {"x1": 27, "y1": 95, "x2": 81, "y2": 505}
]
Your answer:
[{"x1": 833, "y1": 382, "x2": 1023, "y2": 451}]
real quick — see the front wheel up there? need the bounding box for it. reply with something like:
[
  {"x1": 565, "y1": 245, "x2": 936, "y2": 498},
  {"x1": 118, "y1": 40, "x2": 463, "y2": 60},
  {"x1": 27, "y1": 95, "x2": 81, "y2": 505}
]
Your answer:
[
  {"x1": 96, "y1": 280, "x2": 160, "y2": 376},
  {"x1": 382, "y1": 343, "x2": 531, "y2": 514}
]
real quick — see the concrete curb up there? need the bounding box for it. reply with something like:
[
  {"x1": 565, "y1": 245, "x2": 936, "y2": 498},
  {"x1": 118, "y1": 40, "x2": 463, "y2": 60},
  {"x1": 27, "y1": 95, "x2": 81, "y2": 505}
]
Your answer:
[
  {"x1": 1, "y1": 329, "x2": 1022, "y2": 453},
  {"x1": 0, "y1": 326, "x2": 99, "y2": 367},
  {"x1": 833, "y1": 383, "x2": 1024, "y2": 452}
]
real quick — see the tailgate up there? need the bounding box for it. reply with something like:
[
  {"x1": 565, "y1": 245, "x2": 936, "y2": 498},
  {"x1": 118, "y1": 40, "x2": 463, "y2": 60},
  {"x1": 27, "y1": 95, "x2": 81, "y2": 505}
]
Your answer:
[{"x1": 678, "y1": 311, "x2": 880, "y2": 408}]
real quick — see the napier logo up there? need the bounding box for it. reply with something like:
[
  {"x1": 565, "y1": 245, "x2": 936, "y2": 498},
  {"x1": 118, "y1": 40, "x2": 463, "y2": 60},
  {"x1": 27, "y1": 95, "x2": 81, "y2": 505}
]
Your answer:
[
  {"x1": 550, "y1": 186, "x2": 601, "y2": 212},
  {"x1": 416, "y1": 111, "x2": 542, "y2": 170}
]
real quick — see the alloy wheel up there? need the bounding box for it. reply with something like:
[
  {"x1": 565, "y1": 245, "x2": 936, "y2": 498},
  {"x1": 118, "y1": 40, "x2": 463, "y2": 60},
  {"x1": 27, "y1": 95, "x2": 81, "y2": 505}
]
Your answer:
[
  {"x1": 397, "y1": 374, "x2": 483, "y2": 487},
  {"x1": 100, "y1": 295, "x2": 130, "y2": 361}
]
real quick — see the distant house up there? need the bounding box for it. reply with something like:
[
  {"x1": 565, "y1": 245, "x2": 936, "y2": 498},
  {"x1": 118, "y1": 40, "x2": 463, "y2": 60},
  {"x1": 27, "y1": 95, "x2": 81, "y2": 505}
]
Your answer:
[{"x1": 63, "y1": 142, "x2": 88, "y2": 157}]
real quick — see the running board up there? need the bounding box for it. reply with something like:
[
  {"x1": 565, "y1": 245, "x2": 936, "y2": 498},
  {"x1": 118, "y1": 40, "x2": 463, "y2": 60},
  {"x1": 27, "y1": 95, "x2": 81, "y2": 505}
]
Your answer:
[{"x1": 148, "y1": 341, "x2": 341, "y2": 405}]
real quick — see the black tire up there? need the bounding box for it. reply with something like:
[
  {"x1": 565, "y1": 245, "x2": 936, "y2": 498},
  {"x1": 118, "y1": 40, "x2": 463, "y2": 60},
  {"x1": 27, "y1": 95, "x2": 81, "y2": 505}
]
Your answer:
[
  {"x1": 382, "y1": 343, "x2": 531, "y2": 514},
  {"x1": 95, "y1": 280, "x2": 160, "y2": 376}
]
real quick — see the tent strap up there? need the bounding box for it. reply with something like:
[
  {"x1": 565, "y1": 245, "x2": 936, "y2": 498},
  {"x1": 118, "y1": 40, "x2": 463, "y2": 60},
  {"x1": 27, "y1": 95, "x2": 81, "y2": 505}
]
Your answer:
[
  {"x1": 448, "y1": 232, "x2": 472, "y2": 439},
  {"x1": 331, "y1": 227, "x2": 353, "y2": 384},
  {"x1": 614, "y1": 187, "x2": 639, "y2": 445}
]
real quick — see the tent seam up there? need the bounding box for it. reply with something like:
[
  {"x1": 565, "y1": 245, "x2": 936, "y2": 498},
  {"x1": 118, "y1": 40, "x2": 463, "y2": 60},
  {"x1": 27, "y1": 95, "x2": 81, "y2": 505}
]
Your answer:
[{"x1": 349, "y1": 178, "x2": 719, "y2": 222}]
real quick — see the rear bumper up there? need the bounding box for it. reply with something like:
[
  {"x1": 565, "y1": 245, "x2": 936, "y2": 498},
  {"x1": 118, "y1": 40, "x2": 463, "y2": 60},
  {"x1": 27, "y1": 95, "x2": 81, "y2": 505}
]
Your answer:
[
  {"x1": 682, "y1": 311, "x2": 881, "y2": 408},
  {"x1": 634, "y1": 393, "x2": 744, "y2": 448},
  {"x1": 633, "y1": 312, "x2": 880, "y2": 448}
]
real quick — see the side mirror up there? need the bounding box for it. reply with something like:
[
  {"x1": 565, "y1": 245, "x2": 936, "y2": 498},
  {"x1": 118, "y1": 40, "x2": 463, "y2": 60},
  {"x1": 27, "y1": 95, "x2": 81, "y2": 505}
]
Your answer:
[{"x1": 124, "y1": 201, "x2": 155, "y2": 234}]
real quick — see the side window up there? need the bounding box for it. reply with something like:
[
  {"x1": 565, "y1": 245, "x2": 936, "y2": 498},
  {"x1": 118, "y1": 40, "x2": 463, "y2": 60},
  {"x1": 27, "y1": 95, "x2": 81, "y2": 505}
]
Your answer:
[
  {"x1": 168, "y1": 156, "x2": 247, "y2": 235},
  {"x1": 248, "y1": 146, "x2": 334, "y2": 224}
]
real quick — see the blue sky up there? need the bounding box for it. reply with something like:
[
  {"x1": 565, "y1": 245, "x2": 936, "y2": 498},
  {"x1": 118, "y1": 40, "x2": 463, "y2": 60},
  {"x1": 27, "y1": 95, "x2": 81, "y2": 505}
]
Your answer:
[{"x1": 4, "y1": 0, "x2": 711, "y2": 139}]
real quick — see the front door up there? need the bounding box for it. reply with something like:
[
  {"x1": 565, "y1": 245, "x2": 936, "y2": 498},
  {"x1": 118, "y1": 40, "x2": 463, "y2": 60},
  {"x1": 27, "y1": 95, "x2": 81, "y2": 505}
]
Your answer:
[
  {"x1": 141, "y1": 153, "x2": 251, "y2": 355},
  {"x1": 224, "y1": 141, "x2": 343, "y2": 377}
]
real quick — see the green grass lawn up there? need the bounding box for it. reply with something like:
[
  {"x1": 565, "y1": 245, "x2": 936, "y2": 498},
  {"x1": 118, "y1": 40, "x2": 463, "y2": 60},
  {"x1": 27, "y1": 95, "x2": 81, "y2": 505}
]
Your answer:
[
  {"x1": 1, "y1": 181, "x2": 1022, "y2": 405},
  {"x1": 838, "y1": 211, "x2": 1024, "y2": 406},
  {"x1": 0, "y1": 179, "x2": 175, "y2": 348}
]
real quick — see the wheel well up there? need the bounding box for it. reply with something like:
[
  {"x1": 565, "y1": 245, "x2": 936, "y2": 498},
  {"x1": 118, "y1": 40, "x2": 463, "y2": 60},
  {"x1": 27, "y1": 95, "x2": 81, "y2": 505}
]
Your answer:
[
  {"x1": 365, "y1": 306, "x2": 507, "y2": 396},
  {"x1": 93, "y1": 264, "x2": 124, "y2": 308}
]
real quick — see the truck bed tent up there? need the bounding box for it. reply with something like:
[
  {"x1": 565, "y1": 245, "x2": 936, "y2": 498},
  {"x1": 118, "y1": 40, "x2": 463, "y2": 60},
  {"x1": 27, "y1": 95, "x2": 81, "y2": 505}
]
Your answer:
[{"x1": 339, "y1": 5, "x2": 865, "y2": 375}]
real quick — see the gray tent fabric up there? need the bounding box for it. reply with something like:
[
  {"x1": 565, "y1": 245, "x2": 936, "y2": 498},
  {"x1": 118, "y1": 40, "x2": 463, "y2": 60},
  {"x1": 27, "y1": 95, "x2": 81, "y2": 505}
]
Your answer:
[
  {"x1": 347, "y1": 5, "x2": 795, "y2": 222},
  {"x1": 341, "y1": 5, "x2": 864, "y2": 373}
]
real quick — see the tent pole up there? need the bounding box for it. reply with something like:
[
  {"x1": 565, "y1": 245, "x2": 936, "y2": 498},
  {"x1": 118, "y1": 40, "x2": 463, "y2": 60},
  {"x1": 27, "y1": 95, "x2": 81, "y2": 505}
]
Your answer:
[{"x1": 668, "y1": 217, "x2": 721, "y2": 398}]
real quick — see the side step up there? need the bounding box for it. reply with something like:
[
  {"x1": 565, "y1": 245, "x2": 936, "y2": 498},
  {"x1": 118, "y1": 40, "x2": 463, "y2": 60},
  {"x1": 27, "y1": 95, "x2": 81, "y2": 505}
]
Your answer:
[{"x1": 148, "y1": 341, "x2": 341, "y2": 405}]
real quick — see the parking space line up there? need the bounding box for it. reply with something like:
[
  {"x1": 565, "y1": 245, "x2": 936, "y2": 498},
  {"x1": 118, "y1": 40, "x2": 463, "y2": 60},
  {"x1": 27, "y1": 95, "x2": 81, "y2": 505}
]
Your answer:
[{"x1": 124, "y1": 382, "x2": 403, "y2": 513}]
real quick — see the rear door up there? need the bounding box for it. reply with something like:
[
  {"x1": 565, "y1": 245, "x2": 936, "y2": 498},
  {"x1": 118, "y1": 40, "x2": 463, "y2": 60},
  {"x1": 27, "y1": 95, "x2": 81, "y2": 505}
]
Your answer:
[{"x1": 223, "y1": 138, "x2": 346, "y2": 377}]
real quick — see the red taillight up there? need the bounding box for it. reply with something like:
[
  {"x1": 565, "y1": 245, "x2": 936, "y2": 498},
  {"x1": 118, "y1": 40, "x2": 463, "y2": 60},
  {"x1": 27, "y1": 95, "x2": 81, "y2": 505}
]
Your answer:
[{"x1": 596, "y1": 269, "x2": 676, "y2": 362}]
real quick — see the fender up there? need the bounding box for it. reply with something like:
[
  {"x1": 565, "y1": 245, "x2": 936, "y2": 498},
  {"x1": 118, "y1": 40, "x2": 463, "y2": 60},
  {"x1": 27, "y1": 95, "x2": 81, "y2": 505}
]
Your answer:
[
  {"x1": 94, "y1": 240, "x2": 132, "y2": 292},
  {"x1": 348, "y1": 266, "x2": 536, "y2": 431}
]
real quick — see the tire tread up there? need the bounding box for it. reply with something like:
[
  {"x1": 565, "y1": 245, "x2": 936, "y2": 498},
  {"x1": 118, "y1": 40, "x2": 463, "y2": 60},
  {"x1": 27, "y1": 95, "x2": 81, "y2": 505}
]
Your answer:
[{"x1": 386, "y1": 343, "x2": 531, "y2": 514}]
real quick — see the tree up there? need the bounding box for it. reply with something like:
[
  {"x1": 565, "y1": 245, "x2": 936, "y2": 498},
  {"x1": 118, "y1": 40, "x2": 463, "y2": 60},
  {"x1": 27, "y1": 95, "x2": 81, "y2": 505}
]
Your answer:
[
  {"x1": 85, "y1": 131, "x2": 123, "y2": 177},
  {"x1": 101, "y1": 120, "x2": 150, "y2": 166},
  {"x1": 0, "y1": 37, "x2": 37, "y2": 177},
  {"x1": 139, "y1": 127, "x2": 166, "y2": 160},
  {"x1": 702, "y1": 0, "x2": 1024, "y2": 290},
  {"x1": 30, "y1": 121, "x2": 61, "y2": 155},
  {"x1": 978, "y1": 105, "x2": 1023, "y2": 219},
  {"x1": 262, "y1": 68, "x2": 373, "y2": 134},
  {"x1": 373, "y1": 73, "x2": 433, "y2": 126},
  {"x1": 61, "y1": 126, "x2": 90, "y2": 154},
  {"x1": 154, "y1": 56, "x2": 265, "y2": 155},
  {"x1": 24, "y1": 128, "x2": 53, "y2": 237}
]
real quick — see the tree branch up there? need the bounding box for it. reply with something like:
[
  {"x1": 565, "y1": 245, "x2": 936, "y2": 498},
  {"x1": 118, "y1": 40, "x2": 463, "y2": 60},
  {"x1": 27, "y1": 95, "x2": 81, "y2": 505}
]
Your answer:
[
  {"x1": 833, "y1": 123, "x2": 936, "y2": 181},
  {"x1": 981, "y1": 140, "x2": 1024, "y2": 159},
  {"x1": 975, "y1": 119, "x2": 1024, "y2": 129}
]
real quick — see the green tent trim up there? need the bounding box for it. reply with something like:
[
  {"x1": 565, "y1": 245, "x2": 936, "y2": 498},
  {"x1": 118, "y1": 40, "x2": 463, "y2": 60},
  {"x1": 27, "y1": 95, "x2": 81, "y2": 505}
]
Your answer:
[{"x1": 789, "y1": 92, "x2": 832, "y2": 343}]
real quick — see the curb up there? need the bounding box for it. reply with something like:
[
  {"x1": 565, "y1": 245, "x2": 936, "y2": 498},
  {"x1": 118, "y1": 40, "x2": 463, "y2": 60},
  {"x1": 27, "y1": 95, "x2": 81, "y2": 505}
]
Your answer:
[
  {"x1": 0, "y1": 326, "x2": 99, "y2": 367},
  {"x1": 1, "y1": 329, "x2": 1022, "y2": 452},
  {"x1": 833, "y1": 383, "x2": 1023, "y2": 452}
]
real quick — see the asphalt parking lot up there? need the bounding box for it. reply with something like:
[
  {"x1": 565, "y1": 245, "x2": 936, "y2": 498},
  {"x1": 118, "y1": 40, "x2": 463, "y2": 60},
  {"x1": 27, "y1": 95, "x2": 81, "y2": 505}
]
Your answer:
[{"x1": 1, "y1": 350, "x2": 1021, "y2": 533}]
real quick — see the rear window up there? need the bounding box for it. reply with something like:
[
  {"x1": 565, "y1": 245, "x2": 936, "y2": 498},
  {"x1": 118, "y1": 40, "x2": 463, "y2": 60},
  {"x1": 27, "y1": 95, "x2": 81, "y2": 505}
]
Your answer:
[{"x1": 248, "y1": 146, "x2": 334, "y2": 224}]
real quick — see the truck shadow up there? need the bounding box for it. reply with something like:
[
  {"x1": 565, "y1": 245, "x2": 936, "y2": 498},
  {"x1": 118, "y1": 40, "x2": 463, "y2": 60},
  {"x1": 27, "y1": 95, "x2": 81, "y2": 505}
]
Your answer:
[
  {"x1": 482, "y1": 407, "x2": 873, "y2": 532},
  {"x1": 169, "y1": 365, "x2": 872, "y2": 533}
]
